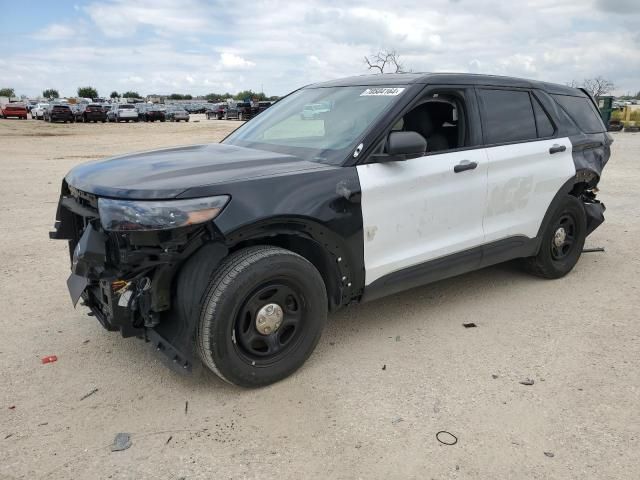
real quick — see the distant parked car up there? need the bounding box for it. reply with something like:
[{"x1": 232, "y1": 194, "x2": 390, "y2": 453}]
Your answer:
[
  {"x1": 257, "y1": 101, "x2": 273, "y2": 114},
  {"x1": 0, "y1": 102, "x2": 28, "y2": 119},
  {"x1": 226, "y1": 102, "x2": 253, "y2": 120},
  {"x1": 166, "y1": 106, "x2": 190, "y2": 122},
  {"x1": 82, "y1": 104, "x2": 107, "y2": 123},
  {"x1": 206, "y1": 103, "x2": 227, "y2": 120},
  {"x1": 45, "y1": 104, "x2": 74, "y2": 123},
  {"x1": 70, "y1": 104, "x2": 85, "y2": 122},
  {"x1": 182, "y1": 103, "x2": 204, "y2": 114},
  {"x1": 109, "y1": 103, "x2": 139, "y2": 122},
  {"x1": 135, "y1": 104, "x2": 149, "y2": 121},
  {"x1": 31, "y1": 103, "x2": 50, "y2": 119},
  {"x1": 142, "y1": 105, "x2": 166, "y2": 122}
]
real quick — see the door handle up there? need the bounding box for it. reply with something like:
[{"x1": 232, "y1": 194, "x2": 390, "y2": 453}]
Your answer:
[
  {"x1": 549, "y1": 144, "x2": 567, "y2": 154},
  {"x1": 454, "y1": 161, "x2": 478, "y2": 173}
]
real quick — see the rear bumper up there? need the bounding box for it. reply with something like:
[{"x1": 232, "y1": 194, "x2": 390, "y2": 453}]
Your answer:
[
  {"x1": 51, "y1": 113, "x2": 74, "y2": 121},
  {"x1": 584, "y1": 200, "x2": 606, "y2": 236},
  {"x1": 85, "y1": 113, "x2": 107, "y2": 121}
]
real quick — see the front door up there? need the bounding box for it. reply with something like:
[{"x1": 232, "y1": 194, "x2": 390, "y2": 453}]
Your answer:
[{"x1": 357, "y1": 146, "x2": 488, "y2": 286}]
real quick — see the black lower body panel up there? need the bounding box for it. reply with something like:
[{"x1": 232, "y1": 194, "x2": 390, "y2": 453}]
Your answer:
[{"x1": 361, "y1": 236, "x2": 538, "y2": 303}]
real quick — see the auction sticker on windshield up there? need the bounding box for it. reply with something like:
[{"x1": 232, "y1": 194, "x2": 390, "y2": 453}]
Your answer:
[{"x1": 360, "y1": 87, "x2": 405, "y2": 96}]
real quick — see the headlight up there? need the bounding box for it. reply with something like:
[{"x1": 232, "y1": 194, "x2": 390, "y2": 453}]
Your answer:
[{"x1": 98, "y1": 195, "x2": 230, "y2": 231}]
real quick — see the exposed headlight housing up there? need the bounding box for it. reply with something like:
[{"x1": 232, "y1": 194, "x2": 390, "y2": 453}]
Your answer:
[{"x1": 98, "y1": 195, "x2": 230, "y2": 232}]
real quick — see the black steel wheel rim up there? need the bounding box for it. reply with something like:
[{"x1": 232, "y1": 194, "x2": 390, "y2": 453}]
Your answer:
[
  {"x1": 550, "y1": 213, "x2": 576, "y2": 260},
  {"x1": 234, "y1": 280, "x2": 305, "y2": 364}
]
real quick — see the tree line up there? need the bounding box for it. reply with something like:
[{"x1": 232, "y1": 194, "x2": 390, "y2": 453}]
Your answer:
[{"x1": 0, "y1": 86, "x2": 279, "y2": 101}]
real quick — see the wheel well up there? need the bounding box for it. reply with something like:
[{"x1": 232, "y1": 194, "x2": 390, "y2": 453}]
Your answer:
[{"x1": 230, "y1": 234, "x2": 343, "y2": 311}]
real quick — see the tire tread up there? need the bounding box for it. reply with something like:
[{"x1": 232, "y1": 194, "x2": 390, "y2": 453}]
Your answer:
[{"x1": 196, "y1": 246, "x2": 314, "y2": 385}]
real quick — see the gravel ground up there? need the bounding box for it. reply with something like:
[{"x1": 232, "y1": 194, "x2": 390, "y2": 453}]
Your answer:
[{"x1": 0, "y1": 117, "x2": 638, "y2": 480}]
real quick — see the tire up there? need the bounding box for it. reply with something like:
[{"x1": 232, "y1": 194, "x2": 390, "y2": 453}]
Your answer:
[
  {"x1": 524, "y1": 195, "x2": 587, "y2": 279},
  {"x1": 197, "y1": 246, "x2": 328, "y2": 388}
]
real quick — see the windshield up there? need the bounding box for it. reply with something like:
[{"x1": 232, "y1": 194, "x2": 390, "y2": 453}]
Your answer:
[
  {"x1": 223, "y1": 86, "x2": 405, "y2": 165},
  {"x1": 119, "y1": 104, "x2": 135, "y2": 109}
]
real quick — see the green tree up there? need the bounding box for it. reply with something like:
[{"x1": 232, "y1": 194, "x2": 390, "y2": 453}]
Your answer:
[
  {"x1": 77, "y1": 86, "x2": 98, "y2": 98},
  {"x1": 0, "y1": 87, "x2": 15, "y2": 97},
  {"x1": 121, "y1": 91, "x2": 141, "y2": 99},
  {"x1": 184, "y1": 94, "x2": 192, "y2": 100},
  {"x1": 268, "y1": 95, "x2": 280, "y2": 101},
  {"x1": 110, "y1": 91, "x2": 119, "y2": 99},
  {"x1": 234, "y1": 89, "x2": 266, "y2": 101},
  {"x1": 169, "y1": 93, "x2": 185, "y2": 100},
  {"x1": 42, "y1": 89, "x2": 60, "y2": 99}
]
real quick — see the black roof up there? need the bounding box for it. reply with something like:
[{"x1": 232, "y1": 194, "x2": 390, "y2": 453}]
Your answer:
[{"x1": 309, "y1": 72, "x2": 582, "y2": 96}]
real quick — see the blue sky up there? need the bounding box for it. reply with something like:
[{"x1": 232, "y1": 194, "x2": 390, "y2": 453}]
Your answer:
[{"x1": 1, "y1": 0, "x2": 638, "y2": 98}]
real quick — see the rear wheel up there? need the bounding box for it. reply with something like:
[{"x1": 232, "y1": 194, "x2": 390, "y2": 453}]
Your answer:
[
  {"x1": 196, "y1": 246, "x2": 327, "y2": 388},
  {"x1": 525, "y1": 195, "x2": 587, "y2": 279}
]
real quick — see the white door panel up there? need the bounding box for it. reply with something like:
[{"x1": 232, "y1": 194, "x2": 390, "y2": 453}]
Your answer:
[
  {"x1": 483, "y1": 137, "x2": 575, "y2": 242},
  {"x1": 357, "y1": 149, "x2": 488, "y2": 285}
]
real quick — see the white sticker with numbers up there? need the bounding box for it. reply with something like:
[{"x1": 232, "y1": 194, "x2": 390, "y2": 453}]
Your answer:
[{"x1": 360, "y1": 87, "x2": 405, "y2": 96}]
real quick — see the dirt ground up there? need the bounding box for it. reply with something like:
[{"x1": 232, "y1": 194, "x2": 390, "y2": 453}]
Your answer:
[{"x1": 0, "y1": 116, "x2": 638, "y2": 480}]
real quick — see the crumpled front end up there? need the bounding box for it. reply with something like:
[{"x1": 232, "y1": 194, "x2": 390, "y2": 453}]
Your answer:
[{"x1": 50, "y1": 181, "x2": 226, "y2": 372}]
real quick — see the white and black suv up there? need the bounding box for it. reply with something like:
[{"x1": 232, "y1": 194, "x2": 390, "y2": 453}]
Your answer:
[{"x1": 51, "y1": 73, "x2": 611, "y2": 387}]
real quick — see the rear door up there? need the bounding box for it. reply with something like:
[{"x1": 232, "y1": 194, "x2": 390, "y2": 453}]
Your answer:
[
  {"x1": 357, "y1": 87, "x2": 488, "y2": 286},
  {"x1": 477, "y1": 88, "x2": 575, "y2": 243}
]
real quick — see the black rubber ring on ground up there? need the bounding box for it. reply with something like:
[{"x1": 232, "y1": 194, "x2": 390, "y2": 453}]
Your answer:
[{"x1": 436, "y1": 431, "x2": 458, "y2": 446}]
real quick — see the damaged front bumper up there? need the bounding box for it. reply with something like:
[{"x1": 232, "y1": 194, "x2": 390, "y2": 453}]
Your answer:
[{"x1": 50, "y1": 184, "x2": 227, "y2": 373}]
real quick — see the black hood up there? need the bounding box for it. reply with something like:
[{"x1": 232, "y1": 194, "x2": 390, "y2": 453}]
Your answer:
[{"x1": 65, "y1": 143, "x2": 327, "y2": 199}]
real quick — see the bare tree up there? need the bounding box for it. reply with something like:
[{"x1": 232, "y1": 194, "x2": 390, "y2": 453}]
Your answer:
[
  {"x1": 567, "y1": 76, "x2": 615, "y2": 99},
  {"x1": 582, "y1": 76, "x2": 615, "y2": 99},
  {"x1": 364, "y1": 49, "x2": 406, "y2": 74}
]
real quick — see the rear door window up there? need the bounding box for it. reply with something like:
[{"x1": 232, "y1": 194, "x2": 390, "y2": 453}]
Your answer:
[
  {"x1": 551, "y1": 94, "x2": 605, "y2": 134},
  {"x1": 478, "y1": 89, "x2": 537, "y2": 144},
  {"x1": 531, "y1": 96, "x2": 555, "y2": 138}
]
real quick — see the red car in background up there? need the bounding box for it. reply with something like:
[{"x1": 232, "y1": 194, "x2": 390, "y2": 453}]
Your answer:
[{"x1": 0, "y1": 102, "x2": 28, "y2": 119}]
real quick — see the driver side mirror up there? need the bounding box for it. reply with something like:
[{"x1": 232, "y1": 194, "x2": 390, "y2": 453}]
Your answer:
[{"x1": 373, "y1": 131, "x2": 427, "y2": 162}]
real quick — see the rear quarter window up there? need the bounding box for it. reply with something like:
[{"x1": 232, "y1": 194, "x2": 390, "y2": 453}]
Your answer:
[
  {"x1": 477, "y1": 89, "x2": 538, "y2": 144},
  {"x1": 552, "y1": 94, "x2": 605, "y2": 134}
]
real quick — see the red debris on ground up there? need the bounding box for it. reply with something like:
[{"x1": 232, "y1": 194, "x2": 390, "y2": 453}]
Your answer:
[{"x1": 41, "y1": 355, "x2": 58, "y2": 364}]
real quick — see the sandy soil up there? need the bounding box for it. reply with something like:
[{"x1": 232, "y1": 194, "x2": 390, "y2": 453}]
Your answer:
[{"x1": 0, "y1": 116, "x2": 638, "y2": 480}]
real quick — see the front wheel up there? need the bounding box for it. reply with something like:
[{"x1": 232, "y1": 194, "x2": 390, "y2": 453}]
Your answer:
[
  {"x1": 196, "y1": 246, "x2": 327, "y2": 388},
  {"x1": 524, "y1": 195, "x2": 587, "y2": 279}
]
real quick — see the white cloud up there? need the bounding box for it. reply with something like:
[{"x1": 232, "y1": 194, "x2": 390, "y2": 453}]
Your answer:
[
  {"x1": 219, "y1": 53, "x2": 255, "y2": 70},
  {"x1": 4, "y1": 0, "x2": 640, "y2": 97},
  {"x1": 32, "y1": 24, "x2": 76, "y2": 40}
]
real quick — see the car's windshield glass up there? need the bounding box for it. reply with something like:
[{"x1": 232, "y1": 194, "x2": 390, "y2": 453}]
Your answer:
[
  {"x1": 119, "y1": 104, "x2": 135, "y2": 109},
  {"x1": 223, "y1": 86, "x2": 406, "y2": 165}
]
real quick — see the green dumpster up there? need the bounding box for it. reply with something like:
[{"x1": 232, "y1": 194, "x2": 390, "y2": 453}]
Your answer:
[{"x1": 597, "y1": 96, "x2": 614, "y2": 126}]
